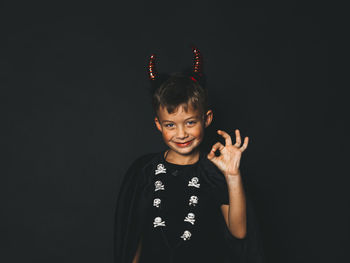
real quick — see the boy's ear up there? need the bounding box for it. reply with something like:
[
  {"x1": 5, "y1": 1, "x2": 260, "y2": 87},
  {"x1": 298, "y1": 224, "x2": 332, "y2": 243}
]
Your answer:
[
  {"x1": 154, "y1": 116, "x2": 162, "y2": 132},
  {"x1": 204, "y1": 109, "x2": 213, "y2": 128}
]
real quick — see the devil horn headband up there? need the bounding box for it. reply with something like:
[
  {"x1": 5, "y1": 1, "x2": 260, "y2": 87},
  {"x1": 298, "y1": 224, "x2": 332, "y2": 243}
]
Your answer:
[{"x1": 148, "y1": 46, "x2": 203, "y2": 81}]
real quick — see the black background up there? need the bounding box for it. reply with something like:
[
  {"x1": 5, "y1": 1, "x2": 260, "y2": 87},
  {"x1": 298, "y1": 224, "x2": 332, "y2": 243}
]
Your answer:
[{"x1": 2, "y1": 1, "x2": 347, "y2": 263}]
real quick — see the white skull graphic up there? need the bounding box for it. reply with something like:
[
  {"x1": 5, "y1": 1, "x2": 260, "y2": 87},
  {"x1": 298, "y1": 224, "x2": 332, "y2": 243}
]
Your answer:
[
  {"x1": 191, "y1": 177, "x2": 199, "y2": 184},
  {"x1": 153, "y1": 198, "x2": 161, "y2": 208},
  {"x1": 189, "y1": 195, "x2": 199, "y2": 206},
  {"x1": 187, "y1": 213, "x2": 195, "y2": 219},
  {"x1": 154, "y1": 180, "x2": 165, "y2": 191},
  {"x1": 188, "y1": 176, "x2": 200, "y2": 188},
  {"x1": 184, "y1": 212, "x2": 196, "y2": 225},
  {"x1": 155, "y1": 163, "x2": 166, "y2": 175},
  {"x1": 180, "y1": 230, "x2": 192, "y2": 240},
  {"x1": 153, "y1": 216, "x2": 166, "y2": 227}
]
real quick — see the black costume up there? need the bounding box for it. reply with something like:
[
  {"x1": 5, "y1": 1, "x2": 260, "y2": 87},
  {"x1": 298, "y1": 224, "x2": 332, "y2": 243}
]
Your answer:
[{"x1": 113, "y1": 150, "x2": 264, "y2": 263}]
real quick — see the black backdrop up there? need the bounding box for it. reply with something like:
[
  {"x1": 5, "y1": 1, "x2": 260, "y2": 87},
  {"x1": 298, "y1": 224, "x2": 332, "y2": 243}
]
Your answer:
[{"x1": 2, "y1": 1, "x2": 347, "y2": 263}]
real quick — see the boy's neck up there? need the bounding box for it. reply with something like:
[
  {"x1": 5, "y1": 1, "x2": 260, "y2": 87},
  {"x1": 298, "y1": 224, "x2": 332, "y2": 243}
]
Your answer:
[{"x1": 164, "y1": 149, "x2": 200, "y2": 165}]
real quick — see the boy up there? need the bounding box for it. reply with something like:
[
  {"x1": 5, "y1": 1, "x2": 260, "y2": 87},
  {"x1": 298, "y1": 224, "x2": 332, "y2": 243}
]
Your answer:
[{"x1": 114, "y1": 47, "x2": 264, "y2": 263}]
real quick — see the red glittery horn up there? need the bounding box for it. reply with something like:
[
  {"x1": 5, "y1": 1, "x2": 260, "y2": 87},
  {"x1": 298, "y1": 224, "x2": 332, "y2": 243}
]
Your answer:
[
  {"x1": 192, "y1": 46, "x2": 202, "y2": 76},
  {"x1": 148, "y1": 54, "x2": 157, "y2": 81}
]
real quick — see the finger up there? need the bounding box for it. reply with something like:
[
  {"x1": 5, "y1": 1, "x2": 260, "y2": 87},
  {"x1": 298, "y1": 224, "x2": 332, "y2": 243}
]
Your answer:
[
  {"x1": 234, "y1": 129, "x2": 242, "y2": 147},
  {"x1": 240, "y1": 137, "x2": 249, "y2": 152},
  {"x1": 208, "y1": 142, "x2": 224, "y2": 160},
  {"x1": 211, "y1": 142, "x2": 225, "y2": 153},
  {"x1": 207, "y1": 144, "x2": 218, "y2": 159},
  {"x1": 207, "y1": 150, "x2": 216, "y2": 160},
  {"x1": 217, "y1": 130, "x2": 232, "y2": 146}
]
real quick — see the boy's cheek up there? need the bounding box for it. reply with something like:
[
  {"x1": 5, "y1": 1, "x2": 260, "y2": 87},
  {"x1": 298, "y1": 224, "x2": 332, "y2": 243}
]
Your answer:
[{"x1": 162, "y1": 132, "x2": 173, "y2": 141}]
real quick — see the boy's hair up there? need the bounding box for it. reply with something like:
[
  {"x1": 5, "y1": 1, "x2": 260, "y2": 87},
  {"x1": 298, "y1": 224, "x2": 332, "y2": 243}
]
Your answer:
[{"x1": 152, "y1": 72, "x2": 208, "y2": 118}]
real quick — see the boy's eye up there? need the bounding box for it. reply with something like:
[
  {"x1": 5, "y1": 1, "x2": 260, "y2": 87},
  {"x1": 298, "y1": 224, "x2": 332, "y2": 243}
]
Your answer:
[{"x1": 164, "y1": 121, "x2": 196, "y2": 128}]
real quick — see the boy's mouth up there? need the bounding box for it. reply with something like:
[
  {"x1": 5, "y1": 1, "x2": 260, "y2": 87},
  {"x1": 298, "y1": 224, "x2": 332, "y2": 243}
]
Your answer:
[{"x1": 174, "y1": 139, "x2": 194, "y2": 148}]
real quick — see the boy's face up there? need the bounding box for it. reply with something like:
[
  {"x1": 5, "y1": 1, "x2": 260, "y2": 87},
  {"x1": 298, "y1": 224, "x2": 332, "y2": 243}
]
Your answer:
[{"x1": 154, "y1": 103, "x2": 213, "y2": 156}]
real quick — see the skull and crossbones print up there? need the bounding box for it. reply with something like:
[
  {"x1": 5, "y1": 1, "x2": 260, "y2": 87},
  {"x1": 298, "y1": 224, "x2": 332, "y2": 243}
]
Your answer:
[
  {"x1": 180, "y1": 230, "x2": 192, "y2": 241},
  {"x1": 154, "y1": 180, "x2": 165, "y2": 191},
  {"x1": 188, "y1": 176, "x2": 200, "y2": 188},
  {"x1": 184, "y1": 212, "x2": 196, "y2": 225},
  {"x1": 153, "y1": 198, "x2": 161, "y2": 208},
  {"x1": 153, "y1": 217, "x2": 166, "y2": 227},
  {"x1": 155, "y1": 163, "x2": 166, "y2": 175}
]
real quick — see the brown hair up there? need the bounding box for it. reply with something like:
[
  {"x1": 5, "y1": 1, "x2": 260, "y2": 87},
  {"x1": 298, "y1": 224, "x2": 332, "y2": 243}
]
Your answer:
[{"x1": 152, "y1": 72, "x2": 208, "y2": 118}]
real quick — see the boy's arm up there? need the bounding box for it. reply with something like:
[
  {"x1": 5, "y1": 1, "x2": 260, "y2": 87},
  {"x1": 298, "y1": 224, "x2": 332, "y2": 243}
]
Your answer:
[
  {"x1": 220, "y1": 173, "x2": 247, "y2": 239},
  {"x1": 132, "y1": 236, "x2": 142, "y2": 263}
]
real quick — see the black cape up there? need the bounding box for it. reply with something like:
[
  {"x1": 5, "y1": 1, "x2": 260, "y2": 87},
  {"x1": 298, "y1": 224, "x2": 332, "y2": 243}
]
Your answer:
[{"x1": 113, "y1": 150, "x2": 264, "y2": 263}]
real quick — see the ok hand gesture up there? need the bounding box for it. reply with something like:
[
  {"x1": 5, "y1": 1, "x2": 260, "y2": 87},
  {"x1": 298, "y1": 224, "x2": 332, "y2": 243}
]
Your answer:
[{"x1": 207, "y1": 129, "x2": 249, "y2": 177}]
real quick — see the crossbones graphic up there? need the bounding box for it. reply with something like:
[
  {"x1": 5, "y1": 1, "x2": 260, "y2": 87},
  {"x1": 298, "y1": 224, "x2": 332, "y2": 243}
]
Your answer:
[
  {"x1": 184, "y1": 212, "x2": 196, "y2": 225},
  {"x1": 153, "y1": 217, "x2": 166, "y2": 227},
  {"x1": 189, "y1": 195, "x2": 199, "y2": 206},
  {"x1": 155, "y1": 163, "x2": 166, "y2": 175},
  {"x1": 188, "y1": 177, "x2": 200, "y2": 188},
  {"x1": 154, "y1": 180, "x2": 165, "y2": 191},
  {"x1": 180, "y1": 230, "x2": 192, "y2": 241},
  {"x1": 153, "y1": 198, "x2": 161, "y2": 208}
]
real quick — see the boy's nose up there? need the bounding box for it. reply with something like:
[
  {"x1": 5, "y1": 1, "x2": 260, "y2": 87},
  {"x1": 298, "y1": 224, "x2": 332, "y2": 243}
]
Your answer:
[{"x1": 176, "y1": 128, "x2": 188, "y2": 139}]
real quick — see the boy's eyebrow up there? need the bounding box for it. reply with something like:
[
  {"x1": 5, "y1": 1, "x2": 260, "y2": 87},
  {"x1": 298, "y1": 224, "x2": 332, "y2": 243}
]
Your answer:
[{"x1": 161, "y1": 116, "x2": 198, "y2": 123}]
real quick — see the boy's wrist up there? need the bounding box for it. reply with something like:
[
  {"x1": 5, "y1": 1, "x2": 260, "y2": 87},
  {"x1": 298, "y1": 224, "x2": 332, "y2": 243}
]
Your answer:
[
  {"x1": 224, "y1": 170, "x2": 241, "y2": 177},
  {"x1": 224, "y1": 172, "x2": 242, "y2": 183}
]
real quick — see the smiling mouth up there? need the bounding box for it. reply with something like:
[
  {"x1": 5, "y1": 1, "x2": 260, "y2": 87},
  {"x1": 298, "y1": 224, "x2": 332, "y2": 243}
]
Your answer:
[{"x1": 174, "y1": 139, "x2": 194, "y2": 147}]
